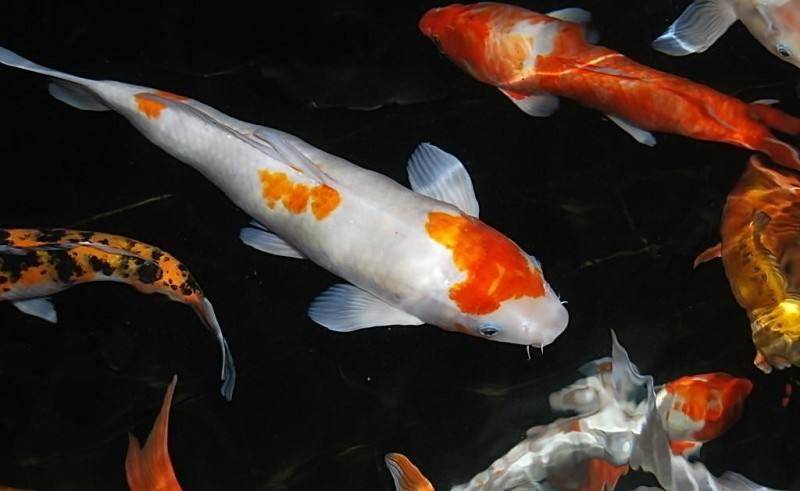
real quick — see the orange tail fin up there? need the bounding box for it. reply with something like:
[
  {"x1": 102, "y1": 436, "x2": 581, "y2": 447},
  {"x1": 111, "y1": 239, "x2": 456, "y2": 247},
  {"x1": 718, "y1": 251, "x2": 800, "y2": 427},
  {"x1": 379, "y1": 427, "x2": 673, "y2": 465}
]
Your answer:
[
  {"x1": 756, "y1": 136, "x2": 800, "y2": 171},
  {"x1": 125, "y1": 375, "x2": 183, "y2": 491},
  {"x1": 385, "y1": 453, "x2": 434, "y2": 491},
  {"x1": 750, "y1": 103, "x2": 800, "y2": 136}
]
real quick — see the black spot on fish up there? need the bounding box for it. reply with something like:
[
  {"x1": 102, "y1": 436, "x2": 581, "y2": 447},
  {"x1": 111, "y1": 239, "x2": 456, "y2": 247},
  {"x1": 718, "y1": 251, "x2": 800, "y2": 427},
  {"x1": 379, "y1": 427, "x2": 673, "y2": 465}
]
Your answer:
[
  {"x1": 151, "y1": 249, "x2": 163, "y2": 262},
  {"x1": 37, "y1": 229, "x2": 68, "y2": 243},
  {"x1": 0, "y1": 250, "x2": 40, "y2": 281},
  {"x1": 98, "y1": 238, "x2": 109, "y2": 245},
  {"x1": 134, "y1": 257, "x2": 145, "y2": 266},
  {"x1": 179, "y1": 282, "x2": 193, "y2": 296},
  {"x1": 185, "y1": 274, "x2": 201, "y2": 294},
  {"x1": 89, "y1": 256, "x2": 114, "y2": 276},
  {"x1": 49, "y1": 250, "x2": 82, "y2": 283},
  {"x1": 178, "y1": 263, "x2": 188, "y2": 272},
  {"x1": 0, "y1": 230, "x2": 10, "y2": 246},
  {"x1": 78, "y1": 231, "x2": 94, "y2": 242},
  {"x1": 137, "y1": 262, "x2": 162, "y2": 284}
]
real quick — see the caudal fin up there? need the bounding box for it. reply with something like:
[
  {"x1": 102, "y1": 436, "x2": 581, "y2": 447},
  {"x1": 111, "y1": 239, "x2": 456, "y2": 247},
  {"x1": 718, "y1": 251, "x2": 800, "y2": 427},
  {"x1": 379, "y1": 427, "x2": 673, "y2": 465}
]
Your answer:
[
  {"x1": 195, "y1": 298, "x2": 236, "y2": 401},
  {"x1": 0, "y1": 46, "x2": 109, "y2": 111},
  {"x1": 385, "y1": 453, "x2": 434, "y2": 491},
  {"x1": 756, "y1": 136, "x2": 800, "y2": 171},
  {"x1": 125, "y1": 375, "x2": 183, "y2": 491}
]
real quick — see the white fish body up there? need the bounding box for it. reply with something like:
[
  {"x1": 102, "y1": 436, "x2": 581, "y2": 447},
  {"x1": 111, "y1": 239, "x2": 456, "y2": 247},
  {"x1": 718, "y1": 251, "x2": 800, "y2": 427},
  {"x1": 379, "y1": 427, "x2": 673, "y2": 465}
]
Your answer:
[{"x1": 0, "y1": 47, "x2": 568, "y2": 347}]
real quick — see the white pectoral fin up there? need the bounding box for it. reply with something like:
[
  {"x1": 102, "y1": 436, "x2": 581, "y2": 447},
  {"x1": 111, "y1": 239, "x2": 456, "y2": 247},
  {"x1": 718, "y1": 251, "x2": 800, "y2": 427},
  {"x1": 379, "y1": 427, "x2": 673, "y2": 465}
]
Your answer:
[
  {"x1": 607, "y1": 115, "x2": 656, "y2": 146},
  {"x1": 252, "y1": 127, "x2": 327, "y2": 182},
  {"x1": 13, "y1": 297, "x2": 58, "y2": 323},
  {"x1": 309, "y1": 284, "x2": 424, "y2": 332},
  {"x1": 652, "y1": 0, "x2": 737, "y2": 56},
  {"x1": 547, "y1": 7, "x2": 599, "y2": 43},
  {"x1": 239, "y1": 222, "x2": 306, "y2": 259},
  {"x1": 499, "y1": 88, "x2": 559, "y2": 117},
  {"x1": 407, "y1": 143, "x2": 480, "y2": 217},
  {"x1": 48, "y1": 81, "x2": 109, "y2": 111}
]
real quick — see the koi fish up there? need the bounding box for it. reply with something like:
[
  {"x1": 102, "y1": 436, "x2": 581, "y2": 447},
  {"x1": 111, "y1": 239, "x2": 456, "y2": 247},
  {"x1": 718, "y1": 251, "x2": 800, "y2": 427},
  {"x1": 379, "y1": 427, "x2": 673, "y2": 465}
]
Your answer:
[
  {"x1": 386, "y1": 332, "x2": 764, "y2": 491},
  {"x1": 0, "y1": 48, "x2": 569, "y2": 348},
  {"x1": 654, "y1": 0, "x2": 800, "y2": 69},
  {"x1": 419, "y1": 3, "x2": 800, "y2": 170},
  {"x1": 126, "y1": 374, "x2": 183, "y2": 491},
  {"x1": 695, "y1": 156, "x2": 800, "y2": 372},
  {"x1": 0, "y1": 228, "x2": 235, "y2": 400}
]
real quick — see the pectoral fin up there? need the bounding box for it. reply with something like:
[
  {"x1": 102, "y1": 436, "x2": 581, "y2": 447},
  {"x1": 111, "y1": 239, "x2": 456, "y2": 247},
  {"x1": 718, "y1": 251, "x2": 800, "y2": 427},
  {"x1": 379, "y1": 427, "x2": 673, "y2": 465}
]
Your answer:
[
  {"x1": 547, "y1": 7, "x2": 599, "y2": 43},
  {"x1": 607, "y1": 115, "x2": 656, "y2": 146},
  {"x1": 239, "y1": 221, "x2": 306, "y2": 259},
  {"x1": 12, "y1": 297, "x2": 58, "y2": 323},
  {"x1": 499, "y1": 88, "x2": 559, "y2": 117},
  {"x1": 407, "y1": 143, "x2": 479, "y2": 217},
  {"x1": 309, "y1": 284, "x2": 424, "y2": 332},
  {"x1": 652, "y1": 0, "x2": 737, "y2": 56},
  {"x1": 693, "y1": 243, "x2": 721, "y2": 268}
]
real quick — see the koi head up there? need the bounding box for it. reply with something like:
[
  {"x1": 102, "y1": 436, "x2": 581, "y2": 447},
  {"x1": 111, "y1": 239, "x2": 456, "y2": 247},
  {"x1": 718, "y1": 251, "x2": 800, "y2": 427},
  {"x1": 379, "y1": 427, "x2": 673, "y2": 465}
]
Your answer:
[
  {"x1": 751, "y1": 298, "x2": 800, "y2": 372},
  {"x1": 657, "y1": 373, "x2": 752, "y2": 443},
  {"x1": 764, "y1": 2, "x2": 800, "y2": 69},
  {"x1": 419, "y1": 3, "x2": 550, "y2": 85}
]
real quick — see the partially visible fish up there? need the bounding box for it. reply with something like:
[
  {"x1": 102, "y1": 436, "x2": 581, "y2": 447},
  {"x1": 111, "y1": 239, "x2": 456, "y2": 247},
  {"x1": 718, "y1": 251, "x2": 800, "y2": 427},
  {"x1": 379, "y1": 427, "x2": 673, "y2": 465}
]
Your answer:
[
  {"x1": 419, "y1": 3, "x2": 800, "y2": 170},
  {"x1": 386, "y1": 332, "x2": 766, "y2": 491},
  {"x1": 126, "y1": 375, "x2": 183, "y2": 491},
  {"x1": 654, "y1": 0, "x2": 800, "y2": 70},
  {"x1": 0, "y1": 229, "x2": 235, "y2": 400},
  {"x1": 695, "y1": 156, "x2": 800, "y2": 372}
]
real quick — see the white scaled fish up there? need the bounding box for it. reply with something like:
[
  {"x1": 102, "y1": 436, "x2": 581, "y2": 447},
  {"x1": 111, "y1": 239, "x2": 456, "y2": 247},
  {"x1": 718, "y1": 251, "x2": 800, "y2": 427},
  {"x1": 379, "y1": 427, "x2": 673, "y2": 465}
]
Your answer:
[
  {"x1": 0, "y1": 47, "x2": 568, "y2": 348},
  {"x1": 653, "y1": 0, "x2": 800, "y2": 69}
]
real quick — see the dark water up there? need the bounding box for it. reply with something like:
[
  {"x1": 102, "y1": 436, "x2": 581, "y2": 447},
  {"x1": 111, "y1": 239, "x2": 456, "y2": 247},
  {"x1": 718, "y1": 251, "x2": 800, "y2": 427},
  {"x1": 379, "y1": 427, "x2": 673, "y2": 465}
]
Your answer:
[{"x1": 1, "y1": 1, "x2": 799, "y2": 490}]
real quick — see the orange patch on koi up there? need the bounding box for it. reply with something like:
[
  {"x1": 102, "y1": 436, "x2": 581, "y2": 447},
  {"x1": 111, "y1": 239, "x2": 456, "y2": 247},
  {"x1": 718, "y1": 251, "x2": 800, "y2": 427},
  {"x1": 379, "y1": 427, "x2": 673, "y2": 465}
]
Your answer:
[
  {"x1": 155, "y1": 90, "x2": 188, "y2": 102},
  {"x1": 669, "y1": 440, "x2": 698, "y2": 456},
  {"x1": 135, "y1": 94, "x2": 167, "y2": 119},
  {"x1": 426, "y1": 212, "x2": 544, "y2": 315},
  {"x1": 581, "y1": 459, "x2": 629, "y2": 491},
  {"x1": 258, "y1": 170, "x2": 340, "y2": 220}
]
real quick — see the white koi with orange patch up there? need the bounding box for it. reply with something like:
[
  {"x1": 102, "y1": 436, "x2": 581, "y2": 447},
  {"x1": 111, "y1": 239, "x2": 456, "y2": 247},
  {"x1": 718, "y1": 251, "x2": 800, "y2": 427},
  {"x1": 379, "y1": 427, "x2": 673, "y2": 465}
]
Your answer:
[{"x1": 0, "y1": 48, "x2": 568, "y2": 347}]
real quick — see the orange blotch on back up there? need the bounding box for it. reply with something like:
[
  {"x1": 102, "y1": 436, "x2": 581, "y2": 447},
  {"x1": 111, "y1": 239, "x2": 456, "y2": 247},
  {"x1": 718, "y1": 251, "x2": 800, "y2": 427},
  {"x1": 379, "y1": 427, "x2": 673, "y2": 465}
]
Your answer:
[
  {"x1": 135, "y1": 94, "x2": 167, "y2": 119},
  {"x1": 258, "y1": 170, "x2": 339, "y2": 220},
  {"x1": 155, "y1": 90, "x2": 188, "y2": 102},
  {"x1": 426, "y1": 212, "x2": 545, "y2": 315}
]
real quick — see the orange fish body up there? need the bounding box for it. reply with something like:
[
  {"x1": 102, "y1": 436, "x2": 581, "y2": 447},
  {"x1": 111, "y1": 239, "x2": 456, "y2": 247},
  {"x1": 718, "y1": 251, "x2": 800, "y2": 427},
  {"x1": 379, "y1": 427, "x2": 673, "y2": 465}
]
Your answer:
[
  {"x1": 420, "y1": 3, "x2": 800, "y2": 169},
  {"x1": 656, "y1": 372, "x2": 752, "y2": 455},
  {"x1": 698, "y1": 157, "x2": 800, "y2": 371},
  {"x1": 126, "y1": 375, "x2": 183, "y2": 491},
  {"x1": 0, "y1": 228, "x2": 235, "y2": 399}
]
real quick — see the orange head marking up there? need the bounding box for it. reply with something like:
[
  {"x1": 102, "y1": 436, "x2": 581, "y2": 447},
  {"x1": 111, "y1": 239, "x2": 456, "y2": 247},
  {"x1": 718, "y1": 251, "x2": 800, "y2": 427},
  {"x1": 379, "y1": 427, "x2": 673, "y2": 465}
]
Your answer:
[
  {"x1": 135, "y1": 94, "x2": 167, "y2": 119},
  {"x1": 664, "y1": 373, "x2": 753, "y2": 441}
]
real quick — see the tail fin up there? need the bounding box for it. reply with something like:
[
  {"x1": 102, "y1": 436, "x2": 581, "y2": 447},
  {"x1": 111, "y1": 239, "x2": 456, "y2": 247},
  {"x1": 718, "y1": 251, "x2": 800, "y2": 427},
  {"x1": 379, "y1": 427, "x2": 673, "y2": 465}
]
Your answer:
[
  {"x1": 195, "y1": 298, "x2": 236, "y2": 401},
  {"x1": 385, "y1": 453, "x2": 434, "y2": 491},
  {"x1": 750, "y1": 103, "x2": 800, "y2": 136},
  {"x1": 0, "y1": 46, "x2": 109, "y2": 111},
  {"x1": 756, "y1": 136, "x2": 800, "y2": 171},
  {"x1": 125, "y1": 375, "x2": 183, "y2": 491}
]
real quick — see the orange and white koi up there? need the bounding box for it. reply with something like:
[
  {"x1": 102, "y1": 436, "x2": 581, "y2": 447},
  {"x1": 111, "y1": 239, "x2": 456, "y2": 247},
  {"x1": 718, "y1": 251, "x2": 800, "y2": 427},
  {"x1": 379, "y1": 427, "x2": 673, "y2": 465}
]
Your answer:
[
  {"x1": 386, "y1": 333, "x2": 763, "y2": 491},
  {"x1": 695, "y1": 156, "x2": 800, "y2": 372},
  {"x1": 0, "y1": 228, "x2": 235, "y2": 399},
  {"x1": 419, "y1": 3, "x2": 800, "y2": 170},
  {"x1": 126, "y1": 374, "x2": 183, "y2": 491},
  {"x1": 0, "y1": 48, "x2": 568, "y2": 348},
  {"x1": 654, "y1": 0, "x2": 800, "y2": 70}
]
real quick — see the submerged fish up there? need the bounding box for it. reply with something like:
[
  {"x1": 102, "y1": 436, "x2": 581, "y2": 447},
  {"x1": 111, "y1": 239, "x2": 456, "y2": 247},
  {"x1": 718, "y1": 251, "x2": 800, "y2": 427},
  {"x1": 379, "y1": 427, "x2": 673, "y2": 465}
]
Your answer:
[
  {"x1": 0, "y1": 48, "x2": 568, "y2": 347},
  {"x1": 386, "y1": 332, "x2": 763, "y2": 491},
  {"x1": 126, "y1": 375, "x2": 183, "y2": 491},
  {"x1": 419, "y1": 3, "x2": 800, "y2": 170},
  {"x1": 0, "y1": 228, "x2": 235, "y2": 400},
  {"x1": 654, "y1": 0, "x2": 800, "y2": 70},
  {"x1": 696, "y1": 156, "x2": 800, "y2": 372}
]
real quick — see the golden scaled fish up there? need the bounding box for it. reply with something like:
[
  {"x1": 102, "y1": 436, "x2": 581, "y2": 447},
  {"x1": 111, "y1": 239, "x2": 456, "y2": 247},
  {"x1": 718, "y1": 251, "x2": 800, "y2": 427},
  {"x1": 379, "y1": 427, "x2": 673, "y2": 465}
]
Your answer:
[
  {"x1": 696, "y1": 156, "x2": 800, "y2": 373},
  {"x1": 0, "y1": 229, "x2": 235, "y2": 399}
]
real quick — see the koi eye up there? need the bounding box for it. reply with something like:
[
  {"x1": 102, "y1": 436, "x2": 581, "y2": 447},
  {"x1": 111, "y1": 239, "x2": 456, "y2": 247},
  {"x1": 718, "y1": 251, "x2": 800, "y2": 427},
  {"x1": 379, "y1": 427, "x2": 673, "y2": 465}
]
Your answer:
[
  {"x1": 479, "y1": 324, "x2": 501, "y2": 337},
  {"x1": 777, "y1": 43, "x2": 792, "y2": 58}
]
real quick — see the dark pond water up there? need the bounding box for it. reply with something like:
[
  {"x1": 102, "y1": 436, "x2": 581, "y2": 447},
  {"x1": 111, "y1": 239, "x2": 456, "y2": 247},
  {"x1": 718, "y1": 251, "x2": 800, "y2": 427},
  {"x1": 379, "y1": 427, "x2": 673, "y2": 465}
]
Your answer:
[{"x1": 1, "y1": 1, "x2": 799, "y2": 490}]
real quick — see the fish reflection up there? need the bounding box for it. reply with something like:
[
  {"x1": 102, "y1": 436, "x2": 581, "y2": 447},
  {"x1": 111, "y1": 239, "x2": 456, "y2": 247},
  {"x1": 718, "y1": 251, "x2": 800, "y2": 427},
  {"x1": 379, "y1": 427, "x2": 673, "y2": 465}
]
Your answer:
[
  {"x1": 386, "y1": 332, "x2": 766, "y2": 490},
  {"x1": 696, "y1": 156, "x2": 800, "y2": 372},
  {"x1": 0, "y1": 228, "x2": 235, "y2": 399},
  {"x1": 420, "y1": 3, "x2": 800, "y2": 170}
]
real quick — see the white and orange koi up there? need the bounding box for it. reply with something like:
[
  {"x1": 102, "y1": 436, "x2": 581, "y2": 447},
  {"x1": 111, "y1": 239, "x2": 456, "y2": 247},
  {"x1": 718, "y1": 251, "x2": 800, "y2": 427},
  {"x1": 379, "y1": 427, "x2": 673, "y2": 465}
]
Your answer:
[
  {"x1": 420, "y1": 3, "x2": 800, "y2": 170},
  {"x1": 654, "y1": 0, "x2": 800, "y2": 70},
  {"x1": 0, "y1": 228, "x2": 235, "y2": 399},
  {"x1": 0, "y1": 48, "x2": 568, "y2": 347}
]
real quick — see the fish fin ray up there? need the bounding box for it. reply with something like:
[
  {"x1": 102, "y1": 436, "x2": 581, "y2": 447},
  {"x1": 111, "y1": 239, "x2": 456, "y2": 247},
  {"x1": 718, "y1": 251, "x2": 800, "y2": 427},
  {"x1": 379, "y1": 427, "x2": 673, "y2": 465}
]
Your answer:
[
  {"x1": 407, "y1": 143, "x2": 480, "y2": 217},
  {"x1": 693, "y1": 243, "x2": 722, "y2": 268},
  {"x1": 196, "y1": 298, "x2": 236, "y2": 400},
  {"x1": 239, "y1": 225, "x2": 306, "y2": 259},
  {"x1": 12, "y1": 297, "x2": 57, "y2": 323},
  {"x1": 499, "y1": 88, "x2": 559, "y2": 117},
  {"x1": 309, "y1": 284, "x2": 424, "y2": 332},
  {"x1": 547, "y1": 7, "x2": 599, "y2": 43},
  {"x1": 652, "y1": 0, "x2": 738, "y2": 56},
  {"x1": 607, "y1": 115, "x2": 656, "y2": 146},
  {"x1": 385, "y1": 453, "x2": 434, "y2": 491}
]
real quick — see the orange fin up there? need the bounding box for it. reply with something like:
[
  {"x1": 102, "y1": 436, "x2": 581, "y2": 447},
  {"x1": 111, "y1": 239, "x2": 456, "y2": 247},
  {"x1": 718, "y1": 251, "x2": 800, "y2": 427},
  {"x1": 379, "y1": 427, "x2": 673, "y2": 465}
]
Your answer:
[
  {"x1": 693, "y1": 243, "x2": 721, "y2": 269},
  {"x1": 750, "y1": 103, "x2": 800, "y2": 136},
  {"x1": 125, "y1": 375, "x2": 183, "y2": 491},
  {"x1": 669, "y1": 439, "x2": 701, "y2": 456},
  {"x1": 385, "y1": 453, "x2": 434, "y2": 491},
  {"x1": 757, "y1": 137, "x2": 800, "y2": 171}
]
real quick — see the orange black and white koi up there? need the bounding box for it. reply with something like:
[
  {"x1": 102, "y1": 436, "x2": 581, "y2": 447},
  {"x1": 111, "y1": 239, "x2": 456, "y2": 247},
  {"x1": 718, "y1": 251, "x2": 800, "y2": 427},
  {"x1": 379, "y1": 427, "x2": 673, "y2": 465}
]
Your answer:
[
  {"x1": 654, "y1": 0, "x2": 800, "y2": 70},
  {"x1": 696, "y1": 156, "x2": 800, "y2": 373},
  {"x1": 0, "y1": 228, "x2": 235, "y2": 400},
  {"x1": 126, "y1": 375, "x2": 183, "y2": 491},
  {"x1": 419, "y1": 3, "x2": 800, "y2": 170},
  {"x1": 0, "y1": 48, "x2": 568, "y2": 348},
  {"x1": 386, "y1": 332, "x2": 766, "y2": 491}
]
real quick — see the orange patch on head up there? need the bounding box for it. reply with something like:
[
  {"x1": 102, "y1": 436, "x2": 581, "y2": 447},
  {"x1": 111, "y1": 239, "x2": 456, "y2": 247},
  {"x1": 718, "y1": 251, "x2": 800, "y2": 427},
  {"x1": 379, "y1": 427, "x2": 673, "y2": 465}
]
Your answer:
[
  {"x1": 258, "y1": 170, "x2": 339, "y2": 220},
  {"x1": 135, "y1": 94, "x2": 166, "y2": 119},
  {"x1": 426, "y1": 212, "x2": 545, "y2": 315}
]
